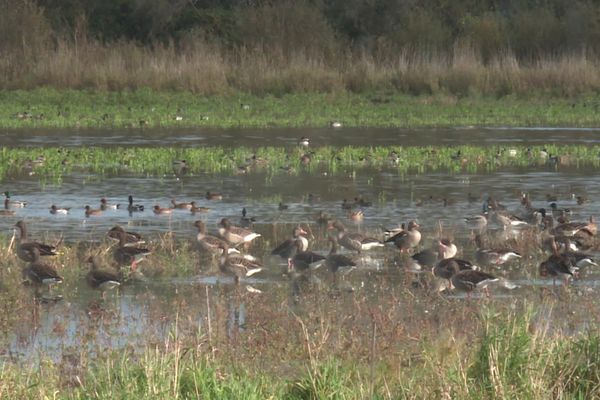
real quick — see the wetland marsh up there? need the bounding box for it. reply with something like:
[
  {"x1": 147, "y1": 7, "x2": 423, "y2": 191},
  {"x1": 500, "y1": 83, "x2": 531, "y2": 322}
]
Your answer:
[{"x1": 2, "y1": 128, "x2": 600, "y2": 399}]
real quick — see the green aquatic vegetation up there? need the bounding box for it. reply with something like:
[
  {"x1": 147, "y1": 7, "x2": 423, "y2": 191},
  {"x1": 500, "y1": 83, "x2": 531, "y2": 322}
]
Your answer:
[
  {"x1": 2, "y1": 89, "x2": 600, "y2": 129},
  {"x1": 1, "y1": 144, "x2": 600, "y2": 183}
]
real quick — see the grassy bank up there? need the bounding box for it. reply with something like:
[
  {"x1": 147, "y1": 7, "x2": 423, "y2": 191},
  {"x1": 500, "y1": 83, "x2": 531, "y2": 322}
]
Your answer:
[
  {"x1": 1, "y1": 89, "x2": 600, "y2": 129},
  {"x1": 2, "y1": 308, "x2": 600, "y2": 399},
  {"x1": 1, "y1": 144, "x2": 599, "y2": 184}
]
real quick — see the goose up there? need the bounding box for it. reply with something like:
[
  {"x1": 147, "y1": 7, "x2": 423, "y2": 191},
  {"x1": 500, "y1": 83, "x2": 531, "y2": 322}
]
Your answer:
[
  {"x1": 450, "y1": 269, "x2": 499, "y2": 298},
  {"x1": 474, "y1": 234, "x2": 521, "y2": 266},
  {"x1": 14, "y1": 220, "x2": 59, "y2": 262},
  {"x1": 271, "y1": 226, "x2": 309, "y2": 266},
  {"x1": 433, "y1": 258, "x2": 479, "y2": 281},
  {"x1": 290, "y1": 240, "x2": 326, "y2": 273},
  {"x1": 438, "y1": 239, "x2": 457, "y2": 259},
  {"x1": 86, "y1": 256, "x2": 121, "y2": 297},
  {"x1": 194, "y1": 220, "x2": 237, "y2": 255},
  {"x1": 384, "y1": 221, "x2": 421, "y2": 253},
  {"x1": 539, "y1": 256, "x2": 578, "y2": 287},
  {"x1": 325, "y1": 236, "x2": 356, "y2": 274},
  {"x1": 328, "y1": 220, "x2": 383, "y2": 254},
  {"x1": 107, "y1": 226, "x2": 145, "y2": 246},
  {"x1": 218, "y1": 218, "x2": 261, "y2": 247},
  {"x1": 552, "y1": 216, "x2": 597, "y2": 237},
  {"x1": 23, "y1": 247, "x2": 63, "y2": 292},
  {"x1": 113, "y1": 231, "x2": 151, "y2": 271},
  {"x1": 218, "y1": 243, "x2": 262, "y2": 284}
]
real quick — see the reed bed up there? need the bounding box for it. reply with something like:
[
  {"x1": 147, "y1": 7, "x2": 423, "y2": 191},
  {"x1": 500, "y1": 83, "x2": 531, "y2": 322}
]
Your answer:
[{"x1": 1, "y1": 144, "x2": 598, "y2": 184}]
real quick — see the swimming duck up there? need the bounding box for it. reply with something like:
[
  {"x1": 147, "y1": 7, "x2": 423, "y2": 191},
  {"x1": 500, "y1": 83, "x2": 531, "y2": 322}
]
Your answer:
[
  {"x1": 298, "y1": 136, "x2": 310, "y2": 147},
  {"x1": 3, "y1": 192, "x2": 27, "y2": 208},
  {"x1": 127, "y1": 195, "x2": 144, "y2": 212},
  {"x1": 206, "y1": 191, "x2": 223, "y2": 201},
  {"x1": 171, "y1": 198, "x2": 193, "y2": 210},
  {"x1": 218, "y1": 218, "x2": 261, "y2": 247},
  {"x1": 384, "y1": 221, "x2": 421, "y2": 253},
  {"x1": 218, "y1": 243, "x2": 262, "y2": 284},
  {"x1": 328, "y1": 220, "x2": 383, "y2": 254},
  {"x1": 85, "y1": 205, "x2": 103, "y2": 217},
  {"x1": 49, "y1": 205, "x2": 70, "y2": 215},
  {"x1": 86, "y1": 256, "x2": 121, "y2": 297},
  {"x1": 190, "y1": 202, "x2": 210, "y2": 214},
  {"x1": 100, "y1": 198, "x2": 121, "y2": 210},
  {"x1": 240, "y1": 208, "x2": 256, "y2": 228},
  {"x1": 278, "y1": 202, "x2": 289, "y2": 211},
  {"x1": 153, "y1": 205, "x2": 174, "y2": 215},
  {"x1": 14, "y1": 220, "x2": 59, "y2": 262}
]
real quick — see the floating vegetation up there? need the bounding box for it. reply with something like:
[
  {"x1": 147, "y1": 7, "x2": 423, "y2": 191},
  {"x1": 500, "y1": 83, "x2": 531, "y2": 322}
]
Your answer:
[{"x1": 1, "y1": 144, "x2": 600, "y2": 183}]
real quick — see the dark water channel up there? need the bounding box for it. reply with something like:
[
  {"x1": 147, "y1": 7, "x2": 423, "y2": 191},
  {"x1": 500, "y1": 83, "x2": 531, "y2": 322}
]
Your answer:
[{"x1": 3, "y1": 127, "x2": 600, "y2": 364}]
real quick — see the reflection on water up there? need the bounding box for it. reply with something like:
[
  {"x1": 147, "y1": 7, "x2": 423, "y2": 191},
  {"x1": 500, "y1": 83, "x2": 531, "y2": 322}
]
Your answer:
[{"x1": 3, "y1": 128, "x2": 600, "y2": 364}]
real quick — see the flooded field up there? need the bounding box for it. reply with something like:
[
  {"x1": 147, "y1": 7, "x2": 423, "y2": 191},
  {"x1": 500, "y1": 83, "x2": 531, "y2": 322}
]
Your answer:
[{"x1": 2, "y1": 127, "x2": 600, "y2": 398}]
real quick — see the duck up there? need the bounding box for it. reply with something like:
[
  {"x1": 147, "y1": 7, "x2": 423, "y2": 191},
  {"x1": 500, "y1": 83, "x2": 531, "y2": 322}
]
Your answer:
[
  {"x1": 325, "y1": 236, "x2": 356, "y2": 274},
  {"x1": 100, "y1": 198, "x2": 121, "y2": 210},
  {"x1": 85, "y1": 205, "x2": 103, "y2": 217},
  {"x1": 107, "y1": 226, "x2": 145, "y2": 246},
  {"x1": 492, "y1": 211, "x2": 528, "y2": 229},
  {"x1": 171, "y1": 198, "x2": 193, "y2": 210},
  {"x1": 328, "y1": 220, "x2": 383, "y2": 254},
  {"x1": 552, "y1": 216, "x2": 597, "y2": 237},
  {"x1": 14, "y1": 220, "x2": 59, "y2": 262},
  {"x1": 22, "y1": 247, "x2": 63, "y2": 292},
  {"x1": 354, "y1": 196, "x2": 372, "y2": 207},
  {"x1": 113, "y1": 230, "x2": 151, "y2": 271},
  {"x1": 549, "y1": 202, "x2": 571, "y2": 217},
  {"x1": 278, "y1": 202, "x2": 289, "y2": 211},
  {"x1": 464, "y1": 214, "x2": 488, "y2": 231},
  {"x1": 474, "y1": 234, "x2": 522, "y2": 266},
  {"x1": 49, "y1": 205, "x2": 70, "y2": 215},
  {"x1": 240, "y1": 208, "x2": 256, "y2": 228},
  {"x1": 298, "y1": 136, "x2": 310, "y2": 147},
  {"x1": 206, "y1": 191, "x2": 223, "y2": 201},
  {"x1": 153, "y1": 205, "x2": 173, "y2": 215},
  {"x1": 384, "y1": 221, "x2": 421, "y2": 253},
  {"x1": 0, "y1": 209, "x2": 16, "y2": 216},
  {"x1": 127, "y1": 195, "x2": 144, "y2": 212},
  {"x1": 348, "y1": 209, "x2": 364, "y2": 222},
  {"x1": 218, "y1": 243, "x2": 262, "y2": 284},
  {"x1": 408, "y1": 248, "x2": 438, "y2": 272},
  {"x1": 218, "y1": 218, "x2": 261, "y2": 247},
  {"x1": 271, "y1": 226, "x2": 309, "y2": 266},
  {"x1": 86, "y1": 256, "x2": 121, "y2": 297},
  {"x1": 3, "y1": 191, "x2": 27, "y2": 208},
  {"x1": 190, "y1": 202, "x2": 210, "y2": 214},
  {"x1": 194, "y1": 220, "x2": 234, "y2": 255},
  {"x1": 341, "y1": 199, "x2": 353, "y2": 210}
]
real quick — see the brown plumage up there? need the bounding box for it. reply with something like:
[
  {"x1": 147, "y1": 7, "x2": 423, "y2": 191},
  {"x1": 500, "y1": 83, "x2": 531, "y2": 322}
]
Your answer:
[
  {"x1": 194, "y1": 220, "x2": 229, "y2": 254},
  {"x1": 86, "y1": 256, "x2": 121, "y2": 294},
  {"x1": 23, "y1": 247, "x2": 63, "y2": 289},
  {"x1": 14, "y1": 220, "x2": 59, "y2": 262},
  {"x1": 113, "y1": 231, "x2": 151, "y2": 270},
  {"x1": 218, "y1": 243, "x2": 262, "y2": 283},
  {"x1": 107, "y1": 226, "x2": 144, "y2": 246}
]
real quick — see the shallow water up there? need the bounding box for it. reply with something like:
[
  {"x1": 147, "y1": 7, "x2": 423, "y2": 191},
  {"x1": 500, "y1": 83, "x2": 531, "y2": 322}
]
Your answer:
[{"x1": 2, "y1": 127, "x2": 600, "y2": 365}]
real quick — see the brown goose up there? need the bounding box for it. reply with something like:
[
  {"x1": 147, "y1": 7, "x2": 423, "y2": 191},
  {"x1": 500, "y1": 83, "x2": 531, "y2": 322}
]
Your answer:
[
  {"x1": 540, "y1": 240, "x2": 580, "y2": 286},
  {"x1": 328, "y1": 220, "x2": 383, "y2": 254},
  {"x1": 14, "y1": 220, "x2": 59, "y2": 262},
  {"x1": 23, "y1": 247, "x2": 63, "y2": 291},
  {"x1": 113, "y1": 231, "x2": 151, "y2": 270},
  {"x1": 290, "y1": 240, "x2": 326, "y2": 273},
  {"x1": 450, "y1": 269, "x2": 499, "y2": 298},
  {"x1": 325, "y1": 236, "x2": 357, "y2": 273},
  {"x1": 218, "y1": 243, "x2": 262, "y2": 284},
  {"x1": 218, "y1": 218, "x2": 261, "y2": 247},
  {"x1": 552, "y1": 216, "x2": 597, "y2": 237},
  {"x1": 107, "y1": 225, "x2": 145, "y2": 246},
  {"x1": 86, "y1": 256, "x2": 121, "y2": 297},
  {"x1": 384, "y1": 220, "x2": 421, "y2": 253},
  {"x1": 271, "y1": 226, "x2": 309, "y2": 265},
  {"x1": 474, "y1": 234, "x2": 521, "y2": 266},
  {"x1": 433, "y1": 258, "x2": 479, "y2": 281},
  {"x1": 194, "y1": 220, "x2": 231, "y2": 255}
]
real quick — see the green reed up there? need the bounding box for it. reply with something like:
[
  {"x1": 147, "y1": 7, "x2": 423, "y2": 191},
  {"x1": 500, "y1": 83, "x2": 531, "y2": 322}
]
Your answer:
[{"x1": 1, "y1": 144, "x2": 600, "y2": 184}]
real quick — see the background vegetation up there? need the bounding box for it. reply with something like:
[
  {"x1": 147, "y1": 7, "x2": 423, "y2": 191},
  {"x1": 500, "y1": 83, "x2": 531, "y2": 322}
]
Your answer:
[{"x1": 3, "y1": 0, "x2": 600, "y2": 96}]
